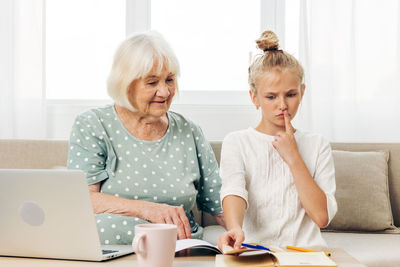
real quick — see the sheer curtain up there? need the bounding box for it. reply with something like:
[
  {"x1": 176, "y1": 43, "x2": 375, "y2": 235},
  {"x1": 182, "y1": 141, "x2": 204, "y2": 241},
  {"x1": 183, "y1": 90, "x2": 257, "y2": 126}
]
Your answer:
[
  {"x1": 0, "y1": 0, "x2": 46, "y2": 139},
  {"x1": 0, "y1": 0, "x2": 15, "y2": 138},
  {"x1": 297, "y1": 0, "x2": 400, "y2": 142},
  {"x1": 1, "y1": 1, "x2": 400, "y2": 141}
]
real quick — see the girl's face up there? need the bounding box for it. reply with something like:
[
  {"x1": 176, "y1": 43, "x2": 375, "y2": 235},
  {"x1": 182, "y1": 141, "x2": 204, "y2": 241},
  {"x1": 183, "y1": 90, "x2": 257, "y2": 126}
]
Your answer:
[
  {"x1": 127, "y1": 64, "x2": 176, "y2": 119},
  {"x1": 250, "y1": 68, "x2": 305, "y2": 135}
]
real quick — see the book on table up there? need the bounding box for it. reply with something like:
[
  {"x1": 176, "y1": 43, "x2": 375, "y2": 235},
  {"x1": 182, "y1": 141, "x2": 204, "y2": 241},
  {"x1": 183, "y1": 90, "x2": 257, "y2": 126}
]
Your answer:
[
  {"x1": 175, "y1": 239, "x2": 337, "y2": 267},
  {"x1": 175, "y1": 239, "x2": 223, "y2": 256}
]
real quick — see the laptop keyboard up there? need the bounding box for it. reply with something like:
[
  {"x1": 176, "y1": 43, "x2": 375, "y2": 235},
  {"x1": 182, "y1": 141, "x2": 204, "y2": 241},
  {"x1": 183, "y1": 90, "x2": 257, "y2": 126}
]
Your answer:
[{"x1": 102, "y1": 249, "x2": 118, "y2": 255}]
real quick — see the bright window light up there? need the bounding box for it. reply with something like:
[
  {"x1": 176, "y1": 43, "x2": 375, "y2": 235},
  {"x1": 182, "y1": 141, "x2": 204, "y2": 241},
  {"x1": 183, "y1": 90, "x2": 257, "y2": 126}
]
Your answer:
[
  {"x1": 151, "y1": 0, "x2": 261, "y2": 91},
  {"x1": 284, "y1": 0, "x2": 300, "y2": 57},
  {"x1": 45, "y1": 0, "x2": 125, "y2": 99}
]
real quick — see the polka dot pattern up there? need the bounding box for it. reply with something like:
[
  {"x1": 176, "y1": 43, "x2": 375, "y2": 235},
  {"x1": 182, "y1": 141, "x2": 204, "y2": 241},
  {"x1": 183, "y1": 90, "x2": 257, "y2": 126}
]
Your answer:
[{"x1": 67, "y1": 105, "x2": 222, "y2": 245}]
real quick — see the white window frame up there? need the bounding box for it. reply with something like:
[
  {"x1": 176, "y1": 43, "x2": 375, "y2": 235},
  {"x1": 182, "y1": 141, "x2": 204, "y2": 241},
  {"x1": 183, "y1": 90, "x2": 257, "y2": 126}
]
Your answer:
[
  {"x1": 42, "y1": 0, "x2": 287, "y2": 140},
  {"x1": 43, "y1": 0, "x2": 287, "y2": 106},
  {"x1": 121, "y1": 0, "x2": 287, "y2": 106}
]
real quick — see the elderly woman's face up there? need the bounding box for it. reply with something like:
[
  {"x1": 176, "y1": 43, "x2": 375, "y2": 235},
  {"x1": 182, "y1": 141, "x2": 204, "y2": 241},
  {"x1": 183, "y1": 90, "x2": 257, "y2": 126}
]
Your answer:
[{"x1": 128, "y1": 65, "x2": 176, "y2": 118}]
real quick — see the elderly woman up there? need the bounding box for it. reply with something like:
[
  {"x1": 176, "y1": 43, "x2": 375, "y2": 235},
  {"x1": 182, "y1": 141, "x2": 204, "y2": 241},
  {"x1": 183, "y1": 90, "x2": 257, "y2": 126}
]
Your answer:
[{"x1": 67, "y1": 31, "x2": 224, "y2": 245}]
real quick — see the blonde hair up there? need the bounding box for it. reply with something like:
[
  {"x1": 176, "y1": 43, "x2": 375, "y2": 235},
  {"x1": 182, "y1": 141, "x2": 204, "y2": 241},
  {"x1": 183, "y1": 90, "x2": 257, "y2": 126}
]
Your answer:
[
  {"x1": 107, "y1": 31, "x2": 180, "y2": 111},
  {"x1": 248, "y1": 30, "x2": 304, "y2": 94}
]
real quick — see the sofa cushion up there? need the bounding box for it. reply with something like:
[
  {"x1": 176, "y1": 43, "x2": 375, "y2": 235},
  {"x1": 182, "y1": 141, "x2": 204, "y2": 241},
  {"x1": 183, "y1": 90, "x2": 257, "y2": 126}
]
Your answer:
[
  {"x1": 331, "y1": 143, "x2": 400, "y2": 227},
  {"x1": 325, "y1": 150, "x2": 398, "y2": 232},
  {"x1": 0, "y1": 139, "x2": 69, "y2": 169}
]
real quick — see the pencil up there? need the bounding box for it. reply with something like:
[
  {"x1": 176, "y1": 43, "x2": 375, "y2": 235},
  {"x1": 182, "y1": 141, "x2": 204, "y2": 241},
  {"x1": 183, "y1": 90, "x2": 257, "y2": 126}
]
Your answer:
[{"x1": 286, "y1": 245, "x2": 331, "y2": 257}]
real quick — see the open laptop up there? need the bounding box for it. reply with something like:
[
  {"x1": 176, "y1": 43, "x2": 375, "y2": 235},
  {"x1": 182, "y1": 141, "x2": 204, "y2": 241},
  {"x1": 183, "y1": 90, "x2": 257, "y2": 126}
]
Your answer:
[{"x1": 0, "y1": 169, "x2": 134, "y2": 261}]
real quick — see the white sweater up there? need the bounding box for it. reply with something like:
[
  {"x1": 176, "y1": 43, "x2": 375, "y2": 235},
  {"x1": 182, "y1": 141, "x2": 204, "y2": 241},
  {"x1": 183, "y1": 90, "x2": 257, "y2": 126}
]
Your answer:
[{"x1": 220, "y1": 128, "x2": 337, "y2": 248}]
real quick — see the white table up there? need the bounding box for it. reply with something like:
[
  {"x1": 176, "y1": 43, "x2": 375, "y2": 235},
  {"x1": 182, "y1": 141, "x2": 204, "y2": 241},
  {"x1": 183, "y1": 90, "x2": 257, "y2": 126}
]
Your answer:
[{"x1": 0, "y1": 248, "x2": 366, "y2": 267}]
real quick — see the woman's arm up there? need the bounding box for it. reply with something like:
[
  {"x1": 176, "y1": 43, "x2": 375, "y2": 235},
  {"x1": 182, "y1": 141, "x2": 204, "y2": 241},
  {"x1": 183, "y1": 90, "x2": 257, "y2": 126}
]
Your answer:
[
  {"x1": 68, "y1": 112, "x2": 192, "y2": 239},
  {"x1": 190, "y1": 123, "x2": 224, "y2": 217},
  {"x1": 88, "y1": 183, "x2": 192, "y2": 239},
  {"x1": 273, "y1": 111, "x2": 329, "y2": 227},
  {"x1": 213, "y1": 213, "x2": 226, "y2": 228}
]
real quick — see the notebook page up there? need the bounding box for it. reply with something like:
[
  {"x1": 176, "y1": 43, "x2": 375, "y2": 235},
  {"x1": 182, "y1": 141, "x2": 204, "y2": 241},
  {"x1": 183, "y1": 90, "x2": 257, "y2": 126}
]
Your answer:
[{"x1": 277, "y1": 252, "x2": 337, "y2": 266}]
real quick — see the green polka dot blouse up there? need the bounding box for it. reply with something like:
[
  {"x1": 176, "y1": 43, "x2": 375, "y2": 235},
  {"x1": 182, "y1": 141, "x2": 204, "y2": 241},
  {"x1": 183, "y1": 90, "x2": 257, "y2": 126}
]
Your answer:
[{"x1": 67, "y1": 105, "x2": 222, "y2": 245}]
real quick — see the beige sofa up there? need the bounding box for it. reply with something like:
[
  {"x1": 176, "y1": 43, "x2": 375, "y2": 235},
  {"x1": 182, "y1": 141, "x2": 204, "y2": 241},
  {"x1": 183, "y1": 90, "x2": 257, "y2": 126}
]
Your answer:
[{"x1": 1, "y1": 139, "x2": 400, "y2": 267}]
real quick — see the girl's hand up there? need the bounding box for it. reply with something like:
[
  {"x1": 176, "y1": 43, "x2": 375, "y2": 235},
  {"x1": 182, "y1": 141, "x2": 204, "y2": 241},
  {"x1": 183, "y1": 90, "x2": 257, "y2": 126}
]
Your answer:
[
  {"x1": 141, "y1": 202, "x2": 191, "y2": 240},
  {"x1": 272, "y1": 111, "x2": 301, "y2": 166},
  {"x1": 217, "y1": 227, "x2": 245, "y2": 251}
]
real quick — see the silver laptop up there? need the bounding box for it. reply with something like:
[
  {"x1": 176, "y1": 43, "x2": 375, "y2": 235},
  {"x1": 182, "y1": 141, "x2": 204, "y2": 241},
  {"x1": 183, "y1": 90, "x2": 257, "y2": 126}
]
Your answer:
[{"x1": 0, "y1": 169, "x2": 134, "y2": 261}]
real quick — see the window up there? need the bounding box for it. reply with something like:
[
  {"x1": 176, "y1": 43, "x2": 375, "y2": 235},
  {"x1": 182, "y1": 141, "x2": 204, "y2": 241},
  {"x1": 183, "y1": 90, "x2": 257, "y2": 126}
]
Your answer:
[
  {"x1": 4, "y1": 0, "x2": 400, "y2": 141},
  {"x1": 284, "y1": 0, "x2": 300, "y2": 58},
  {"x1": 151, "y1": 0, "x2": 261, "y2": 92},
  {"x1": 44, "y1": 0, "x2": 290, "y2": 104},
  {"x1": 45, "y1": 0, "x2": 125, "y2": 99}
]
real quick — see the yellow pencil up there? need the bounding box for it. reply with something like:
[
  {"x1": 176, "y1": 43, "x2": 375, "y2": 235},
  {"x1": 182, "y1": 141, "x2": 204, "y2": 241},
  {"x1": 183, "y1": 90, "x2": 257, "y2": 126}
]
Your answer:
[{"x1": 286, "y1": 245, "x2": 331, "y2": 257}]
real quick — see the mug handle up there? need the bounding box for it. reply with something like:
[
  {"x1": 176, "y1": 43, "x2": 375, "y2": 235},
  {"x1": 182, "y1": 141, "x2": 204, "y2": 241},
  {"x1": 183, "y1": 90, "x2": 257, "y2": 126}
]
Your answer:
[{"x1": 132, "y1": 232, "x2": 146, "y2": 257}]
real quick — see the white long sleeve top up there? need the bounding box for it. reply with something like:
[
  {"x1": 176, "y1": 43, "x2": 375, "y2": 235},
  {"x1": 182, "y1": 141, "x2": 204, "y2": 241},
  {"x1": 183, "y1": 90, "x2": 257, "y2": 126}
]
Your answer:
[{"x1": 220, "y1": 128, "x2": 337, "y2": 248}]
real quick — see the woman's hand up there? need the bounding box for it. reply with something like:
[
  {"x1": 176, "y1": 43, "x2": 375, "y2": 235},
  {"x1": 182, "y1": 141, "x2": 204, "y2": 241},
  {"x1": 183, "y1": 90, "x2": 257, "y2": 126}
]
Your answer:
[
  {"x1": 141, "y1": 202, "x2": 192, "y2": 240},
  {"x1": 217, "y1": 227, "x2": 245, "y2": 251},
  {"x1": 89, "y1": 183, "x2": 192, "y2": 238},
  {"x1": 272, "y1": 111, "x2": 301, "y2": 166},
  {"x1": 89, "y1": 183, "x2": 191, "y2": 239},
  {"x1": 213, "y1": 213, "x2": 226, "y2": 228}
]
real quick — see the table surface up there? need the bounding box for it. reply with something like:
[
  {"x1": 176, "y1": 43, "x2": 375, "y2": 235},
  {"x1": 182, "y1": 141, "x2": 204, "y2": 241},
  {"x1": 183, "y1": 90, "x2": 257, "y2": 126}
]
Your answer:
[{"x1": 0, "y1": 248, "x2": 366, "y2": 267}]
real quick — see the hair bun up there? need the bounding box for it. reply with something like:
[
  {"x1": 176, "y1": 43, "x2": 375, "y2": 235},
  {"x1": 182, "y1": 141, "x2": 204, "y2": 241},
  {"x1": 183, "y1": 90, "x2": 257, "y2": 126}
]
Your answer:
[{"x1": 256, "y1": 30, "x2": 279, "y2": 51}]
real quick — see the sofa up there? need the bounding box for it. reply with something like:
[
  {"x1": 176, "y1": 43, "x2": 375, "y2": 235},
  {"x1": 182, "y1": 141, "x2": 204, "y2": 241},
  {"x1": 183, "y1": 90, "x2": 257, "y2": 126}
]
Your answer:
[{"x1": 1, "y1": 139, "x2": 400, "y2": 267}]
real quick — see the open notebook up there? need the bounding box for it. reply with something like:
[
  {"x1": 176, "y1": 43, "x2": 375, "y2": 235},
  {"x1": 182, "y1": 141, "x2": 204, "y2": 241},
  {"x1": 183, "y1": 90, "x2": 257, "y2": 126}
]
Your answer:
[
  {"x1": 215, "y1": 252, "x2": 337, "y2": 267},
  {"x1": 0, "y1": 169, "x2": 133, "y2": 261},
  {"x1": 175, "y1": 239, "x2": 337, "y2": 266}
]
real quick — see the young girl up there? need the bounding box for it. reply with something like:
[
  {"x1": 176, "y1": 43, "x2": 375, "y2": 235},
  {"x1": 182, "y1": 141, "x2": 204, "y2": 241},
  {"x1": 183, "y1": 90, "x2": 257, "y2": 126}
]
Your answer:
[{"x1": 217, "y1": 30, "x2": 337, "y2": 250}]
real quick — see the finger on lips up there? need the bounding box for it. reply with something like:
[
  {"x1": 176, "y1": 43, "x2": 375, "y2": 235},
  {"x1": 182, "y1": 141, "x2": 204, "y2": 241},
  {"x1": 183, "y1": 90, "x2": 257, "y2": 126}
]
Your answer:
[{"x1": 284, "y1": 111, "x2": 294, "y2": 133}]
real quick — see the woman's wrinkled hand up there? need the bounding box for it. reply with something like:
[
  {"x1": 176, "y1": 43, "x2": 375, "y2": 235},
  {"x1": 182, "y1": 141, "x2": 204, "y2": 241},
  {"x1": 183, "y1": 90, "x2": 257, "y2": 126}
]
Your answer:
[
  {"x1": 213, "y1": 213, "x2": 226, "y2": 228},
  {"x1": 217, "y1": 227, "x2": 245, "y2": 251},
  {"x1": 272, "y1": 111, "x2": 301, "y2": 166},
  {"x1": 142, "y1": 202, "x2": 192, "y2": 240}
]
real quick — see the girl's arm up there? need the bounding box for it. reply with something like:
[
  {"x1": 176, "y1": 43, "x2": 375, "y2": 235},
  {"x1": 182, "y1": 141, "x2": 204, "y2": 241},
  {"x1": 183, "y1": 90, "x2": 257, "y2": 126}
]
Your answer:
[
  {"x1": 217, "y1": 195, "x2": 247, "y2": 250},
  {"x1": 273, "y1": 111, "x2": 329, "y2": 228},
  {"x1": 223, "y1": 195, "x2": 247, "y2": 230},
  {"x1": 287, "y1": 159, "x2": 329, "y2": 227},
  {"x1": 218, "y1": 133, "x2": 249, "y2": 250}
]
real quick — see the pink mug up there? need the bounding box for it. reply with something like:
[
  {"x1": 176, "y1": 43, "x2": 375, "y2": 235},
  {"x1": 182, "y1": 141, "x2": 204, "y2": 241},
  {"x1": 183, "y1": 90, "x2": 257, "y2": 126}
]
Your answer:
[{"x1": 132, "y1": 224, "x2": 177, "y2": 267}]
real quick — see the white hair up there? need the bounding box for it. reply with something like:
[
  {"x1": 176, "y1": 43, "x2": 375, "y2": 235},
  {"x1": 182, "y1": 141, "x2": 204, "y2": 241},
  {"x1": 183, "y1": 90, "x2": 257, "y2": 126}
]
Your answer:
[{"x1": 107, "y1": 31, "x2": 180, "y2": 111}]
